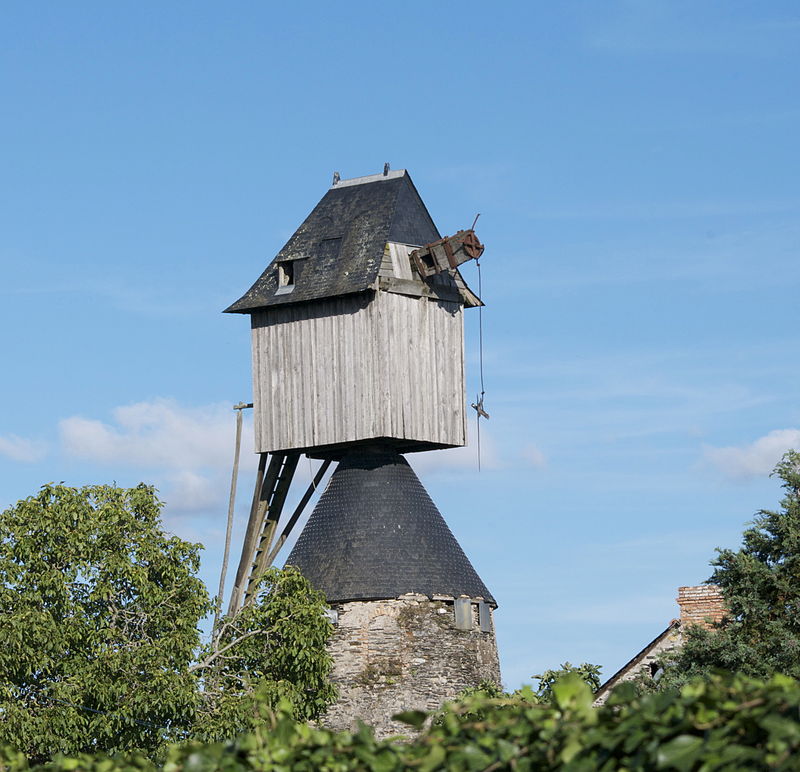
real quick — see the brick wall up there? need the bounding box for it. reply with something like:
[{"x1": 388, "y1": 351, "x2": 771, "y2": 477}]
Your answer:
[{"x1": 677, "y1": 585, "x2": 726, "y2": 629}]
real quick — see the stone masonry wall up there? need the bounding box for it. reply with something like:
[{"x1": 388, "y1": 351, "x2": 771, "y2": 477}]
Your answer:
[
  {"x1": 593, "y1": 622, "x2": 682, "y2": 705},
  {"x1": 594, "y1": 584, "x2": 728, "y2": 705},
  {"x1": 323, "y1": 594, "x2": 501, "y2": 737}
]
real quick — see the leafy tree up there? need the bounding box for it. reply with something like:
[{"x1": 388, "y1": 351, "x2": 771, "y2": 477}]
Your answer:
[
  {"x1": 458, "y1": 664, "x2": 603, "y2": 706},
  {"x1": 8, "y1": 672, "x2": 800, "y2": 771},
  {"x1": 452, "y1": 663, "x2": 601, "y2": 726},
  {"x1": 0, "y1": 483, "x2": 207, "y2": 760},
  {"x1": 533, "y1": 661, "x2": 602, "y2": 702},
  {"x1": 192, "y1": 566, "x2": 336, "y2": 741},
  {"x1": 657, "y1": 450, "x2": 800, "y2": 688},
  {"x1": 0, "y1": 483, "x2": 335, "y2": 762}
]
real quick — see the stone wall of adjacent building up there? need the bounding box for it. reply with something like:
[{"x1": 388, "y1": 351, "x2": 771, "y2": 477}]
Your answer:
[
  {"x1": 323, "y1": 593, "x2": 501, "y2": 737},
  {"x1": 593, "y1": 621, "x2": 682, "y2": 705},
  {"x1": 594, "y1": 584, "x2": 727, "y2": 705}
]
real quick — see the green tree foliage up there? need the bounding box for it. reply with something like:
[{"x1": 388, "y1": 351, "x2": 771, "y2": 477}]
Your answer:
[
  {"x1": 0, "y1": 484, "x2": 335, "y2": 762},
  {"x1": 0, "y1": 484, "x2": 208, "y2": 760},
  {"x1": 656, "y1": 450, "x2": 800, "y2": 689},
  {"x1": 454, "y1": 662, "x2": 601, "y2": 715},
  {"x1": 192, "y1": 567, "x2": 336, "y2": 741},
  {"x1": 533, "y1": 662, "x2": 602, "y2": 702},
  {"x1": 4, "y1": 673, "x2": 800, "y2": 770}
]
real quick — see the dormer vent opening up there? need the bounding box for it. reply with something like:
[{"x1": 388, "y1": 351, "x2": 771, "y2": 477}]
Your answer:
[{"x1": 276, "y1": 261, "x2": 295, "y2": 295}]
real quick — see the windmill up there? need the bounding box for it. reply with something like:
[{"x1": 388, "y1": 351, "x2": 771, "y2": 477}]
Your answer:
[{"x1": 224, "y1": 168, "x2": 499, "y2": 734}]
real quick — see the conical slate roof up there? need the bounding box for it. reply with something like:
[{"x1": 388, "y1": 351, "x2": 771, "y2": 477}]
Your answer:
[
  {"x1": 285, "y1": 446, "x2": 496, "y2": 606},
  {"x1": 225, "y1": 170, "x2": 440, "y2": 313}
]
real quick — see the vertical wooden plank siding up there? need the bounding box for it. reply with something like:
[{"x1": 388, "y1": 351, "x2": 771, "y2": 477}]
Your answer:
[
  {"x1": 249, "y1": 291, "x2": 465, "y2": 454},
  {"x1": 388, "y1": 242, "x2": 415, "y2": 280}
]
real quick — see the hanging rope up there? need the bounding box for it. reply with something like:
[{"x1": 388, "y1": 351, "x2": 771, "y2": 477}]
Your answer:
[
  {"x1": 478, "y1": 260, "x2": 487, "y2": 398},
  {"x1": 469, "y1": 220, "x2": 489, "y2": 471}
]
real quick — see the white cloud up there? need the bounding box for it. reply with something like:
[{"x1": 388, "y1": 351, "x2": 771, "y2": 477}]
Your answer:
[
  {"x1": 0, "y1": 434, "x2": 47, "y2": 463},
  {"x1": 412, "y1": 429, "x2": 500, "y2": 475},
  {"x1": 704, "y1": 429, "x2": 800, "y2": 479},
  {"x1": 59, "y1": 399, "x2": 256, "y2": 513},
  {"x1": 410, "y1": 432, "x2": 547, "y2": 475},
  {"x1": 521, "y1": 444, "x2": 547, "y2": 468},
  {"x1": 60, "y1": 399, "x2": 238, "y2": 470},
  {"x1": 166, "y1": 469, "x2": 224, "y2": 513}
]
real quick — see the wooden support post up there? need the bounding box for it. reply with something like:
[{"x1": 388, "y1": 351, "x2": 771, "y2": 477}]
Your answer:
[
  {"x1": 266, "y1": 459, "x2": 332, "y2": 566},
  {"x1": 228, "y1": 452, "x2": 275, "y2": 615},
  {"x1": 243, "y1": 452, "x2": 300, "y2": 605}
]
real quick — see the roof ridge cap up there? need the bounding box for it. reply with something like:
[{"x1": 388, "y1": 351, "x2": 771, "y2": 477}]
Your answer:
[{"x1": 331, "y1": 169, "x2": 407, "y2": 188}]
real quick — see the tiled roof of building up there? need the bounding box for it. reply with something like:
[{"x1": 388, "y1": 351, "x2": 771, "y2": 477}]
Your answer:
[
  {"x1": 225, "y1": 170, "x2": 440, "y2": 313},
  {"x1": 285, "y1": 446, "x2": 496, "y2": 606}
]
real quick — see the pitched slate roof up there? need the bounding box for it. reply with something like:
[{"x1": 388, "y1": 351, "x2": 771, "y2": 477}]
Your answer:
[
  {"x1": 285, "y1": 446, "x2": 496, "y2": 606},
  {"x1": 225, "y1": 170, "x2": 440, "y2": 313}
]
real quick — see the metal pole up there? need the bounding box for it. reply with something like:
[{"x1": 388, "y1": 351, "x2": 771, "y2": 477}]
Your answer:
[{"x1": 212, "y1": 402, "x2": 250, "y2": 638}]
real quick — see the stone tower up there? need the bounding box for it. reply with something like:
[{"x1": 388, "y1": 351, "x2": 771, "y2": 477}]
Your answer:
[
  {"x1": 286, "y1": 446, "x2": 500, "y2": 734},
  {"x1": 225, "y1": 168, "x2": 500, "y2": 734}
]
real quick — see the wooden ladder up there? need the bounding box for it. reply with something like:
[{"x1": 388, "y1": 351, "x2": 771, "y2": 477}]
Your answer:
[{"x1": 228, "y1": 451, "x2": 299, "y2": 614}]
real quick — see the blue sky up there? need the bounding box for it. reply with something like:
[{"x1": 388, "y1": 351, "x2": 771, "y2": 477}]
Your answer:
[{"x1": 1, "y1": 1, "x2": 799, "y2": 689}]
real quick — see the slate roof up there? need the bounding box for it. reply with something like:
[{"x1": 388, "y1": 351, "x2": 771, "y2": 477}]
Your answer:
[
  {"x1": 285, "y1": 446, "x2": 496, "y2": 606},
  {"x1": 225, "y1": 170, "x2": 440, "y2": 313}
]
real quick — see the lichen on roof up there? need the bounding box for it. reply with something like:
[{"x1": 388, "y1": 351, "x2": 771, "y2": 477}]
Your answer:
[{"x1": 225, "y1": 170, "x2": 440, "y2": 313}]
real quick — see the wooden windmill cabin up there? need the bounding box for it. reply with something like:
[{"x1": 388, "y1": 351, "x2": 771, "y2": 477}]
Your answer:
[
  {"x1": 225, "y1": 167, "x2": 482, "y2": 457},
  {"x1": 226, "y1": 168, "x2": 500, "y2": 735}
]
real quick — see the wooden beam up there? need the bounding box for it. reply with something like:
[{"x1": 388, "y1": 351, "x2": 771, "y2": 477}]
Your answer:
[
  {"x1": 243, "y1": 452, "x2": 300, "y2": 605},
  {"x1": 377, "y1": 276, "x2": 462, "y2": 303},
  {"x1": 266, "y1": 459, "x2": 332, "y2": 566},
  {"x1": 228, "y1": 453, "x2": 281, "y2": 615}
]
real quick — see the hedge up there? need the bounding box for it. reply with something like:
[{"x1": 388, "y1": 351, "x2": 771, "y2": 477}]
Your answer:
[{"x1": 3, "y1": 672, "x2": 800, "y2": 770}]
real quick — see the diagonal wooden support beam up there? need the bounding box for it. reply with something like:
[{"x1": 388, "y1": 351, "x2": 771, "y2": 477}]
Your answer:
[
  {"x1": 266, "y1": 458, "x2": 332, "y2": 566},
  {"x1": 243, "y1": 452, "x2": 300, "y2": 606},
  {"x1": 228, "y1": 452, "x2": 282, "y2": 615}
]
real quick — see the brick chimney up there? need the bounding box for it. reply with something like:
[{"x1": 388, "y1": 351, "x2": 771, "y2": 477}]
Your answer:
[{"x1": 677, "y1": 585, "x2": 726, "y2": 629}]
